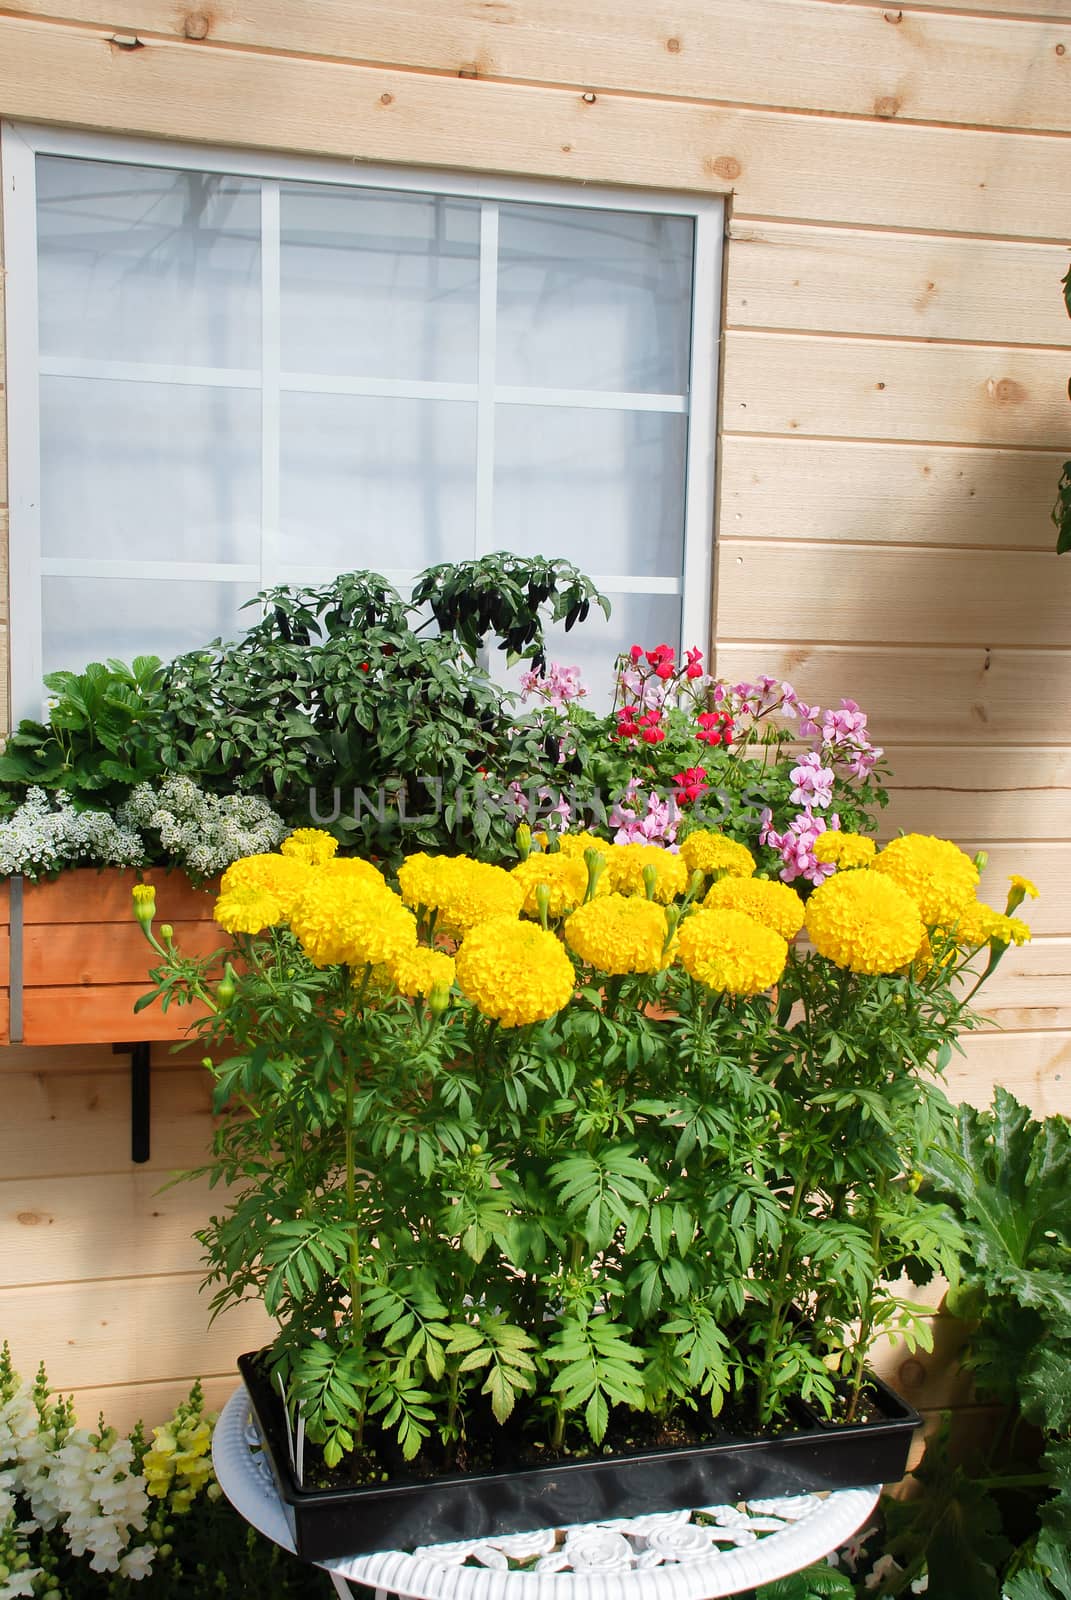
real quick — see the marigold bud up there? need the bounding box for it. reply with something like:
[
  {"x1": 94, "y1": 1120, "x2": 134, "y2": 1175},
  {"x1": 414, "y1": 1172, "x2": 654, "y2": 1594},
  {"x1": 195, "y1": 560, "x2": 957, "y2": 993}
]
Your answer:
[
  {"x1": 428, "y1": 983, "x2": 451, "y2": 1018},
  {"x1": 216, "y1": 962, "x2": 237, "y2": 1009},
  {"x1": 515, "y1": 823, "x2": 532, "y2": 859},
  {"x1": 131, "y1": 883, "x2": 156, "y2": 932}
]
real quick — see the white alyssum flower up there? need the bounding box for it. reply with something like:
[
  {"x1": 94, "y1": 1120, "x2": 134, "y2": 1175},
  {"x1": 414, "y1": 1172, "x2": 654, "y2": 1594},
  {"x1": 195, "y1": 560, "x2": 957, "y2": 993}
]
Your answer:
[
  {"x1": 0, "y1": 790, "x2": 146, "y2": 879},
  {"x1": 119, "y1": 777, "x2": 286, "y2": 874}
]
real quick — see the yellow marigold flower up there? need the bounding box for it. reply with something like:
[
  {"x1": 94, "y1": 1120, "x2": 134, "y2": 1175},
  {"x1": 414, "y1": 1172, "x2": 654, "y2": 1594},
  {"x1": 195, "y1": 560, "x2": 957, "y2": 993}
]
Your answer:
[
  {"x1": 605, "y1": 843, "x2": 689, "y2": 903},
  {"x1": 456, "y1": 917, "x2": 575, "y2": 1027},
  {"x1": 397, "y1": 854, "x2": 523, "y2": 934},
  {"x1": 280, "y1": 828, "x2": 339, "y2": 866},
  {"x1": 396, "y1": 852, "x2": 448, "y2": 911},
  {"x1": 213, "y1": 883, "x2": 284, "y2": 935},
  {"x1": 679, "y1": 831, "x2": 755, "y2": 881},
  {"x1": 702, "y1": 876, "x2": 805, "y2": 941},
  {"x1": 812, "y1": 831, "x2": 877, "y2": 870},
  {"x1": 948, "y1": 900, "x2": 1005, "y2": 949},
  {"x1": 220, "y1": 852, "x2": 313, "y2": 916},
  {"x1": 805, "y1": 870, "x2": 923, "y2": 975},
  {"x1": 677, "y1": 908, "x2": 787, "y2": 996},
  {"x1": 289, "y1": 875, "x2": 416, "y2": 969},
  {"x1": 388, "y1": 946, "x2": 456, "y2": 998},
  {"x1": 870, "y1": 834, "x2": 978, "y2": 926},
  {"x1": 319, "y1": 857, "x2": 387, "y2": 888},
  {"x1": 989, "y1": 912, "x2": 1032, "y2": 947},
  {"x1": 512, "y1": 854, "x2": 596, "y2": 919},
  {"x1": 947, "y1": 902, "x2": 1031, "y2": 950},
  {"x1": 564, "y1": 894, "x2": 669, "y2": 975},
  {"x1": 557, "y1": 831, "x2": 611, "y2": 860}
]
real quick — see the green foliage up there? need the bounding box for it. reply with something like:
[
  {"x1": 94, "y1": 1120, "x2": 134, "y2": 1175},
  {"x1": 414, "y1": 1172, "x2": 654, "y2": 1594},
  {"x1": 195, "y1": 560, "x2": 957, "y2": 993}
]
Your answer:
[
  {"x1": 152, "y1": 560, "x2": 606, "y2": 863},
  {"x1": 754, "y1": 1567, "x2": 856, "y2": 1600},
  {"x1": 411, "y1": 551, "x2": 611, "y2": 667},
  {"x1": 0, "y1": 656, "x2": 165, "y2": 815},
  {"x1": 1006, "y1": 1534, "x2": 1071, "y2": 1600},
  {"x1": 138, "y1": 828, "x2": 1001, "y2": 1477},
  {"x1": 857, "y1": 1089, "x2": 1071, "y2": 1596}
]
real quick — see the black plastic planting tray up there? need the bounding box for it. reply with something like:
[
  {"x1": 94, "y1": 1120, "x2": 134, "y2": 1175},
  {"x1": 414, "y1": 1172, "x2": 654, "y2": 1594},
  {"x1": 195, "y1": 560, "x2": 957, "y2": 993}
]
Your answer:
[{"x1": 238, "y1": 1350, "x2": 920, "y2": 1563}]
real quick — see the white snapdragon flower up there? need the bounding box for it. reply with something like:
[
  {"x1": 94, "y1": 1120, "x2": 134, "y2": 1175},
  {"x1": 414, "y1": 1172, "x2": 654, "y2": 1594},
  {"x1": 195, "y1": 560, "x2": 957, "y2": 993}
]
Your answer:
[{"x1": 47, "y1": 1430, "x2": 151, "y2": 1575}]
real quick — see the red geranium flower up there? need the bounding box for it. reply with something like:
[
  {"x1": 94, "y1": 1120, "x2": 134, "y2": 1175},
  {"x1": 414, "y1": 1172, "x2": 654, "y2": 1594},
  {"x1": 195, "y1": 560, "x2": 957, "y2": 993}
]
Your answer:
[{"x1": 672, "y1": 766, "x2": 709, "y2": 804}]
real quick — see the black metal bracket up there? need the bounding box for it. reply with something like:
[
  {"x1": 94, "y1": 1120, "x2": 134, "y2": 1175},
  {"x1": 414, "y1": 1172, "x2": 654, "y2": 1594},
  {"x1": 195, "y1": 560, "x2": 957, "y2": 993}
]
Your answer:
[{"x1": 114, "y1": 1041, "x2": 152, "y2": 1163}]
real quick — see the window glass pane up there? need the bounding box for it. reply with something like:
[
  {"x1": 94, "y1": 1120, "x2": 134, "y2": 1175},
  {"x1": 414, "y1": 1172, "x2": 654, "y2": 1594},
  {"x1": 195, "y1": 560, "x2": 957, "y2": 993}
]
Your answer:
[
  {"x1": 280, "y1": 186, "x2": 480, "y2": 382},
  {"x1": 496, "y1": 205, "x2": 693, "y2": 394},
  {"x1": 42, "y1": 577, "x2": 257, "y2": 678},
  {"x1": 494, "y1": 591, "x2": 684, "y2": 708},
  {"x1": 40, "y1": 377, "x2": 261, "y2": 565},
  {"x1": 37, "y1": 157, "x2": 261, "y2": 368},
  {"x1": 279, "y1": 393, "x2": 477, "y2": 571},
  {"x1": 492, "y1": 406, "x2": 687, "y2": 580}
]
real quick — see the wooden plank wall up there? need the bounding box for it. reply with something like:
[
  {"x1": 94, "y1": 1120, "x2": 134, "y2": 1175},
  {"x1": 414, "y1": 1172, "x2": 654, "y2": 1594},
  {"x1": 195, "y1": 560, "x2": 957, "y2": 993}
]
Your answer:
[{"x1": 0, "y1": 0, "x2": 1069, "y2": 1435}]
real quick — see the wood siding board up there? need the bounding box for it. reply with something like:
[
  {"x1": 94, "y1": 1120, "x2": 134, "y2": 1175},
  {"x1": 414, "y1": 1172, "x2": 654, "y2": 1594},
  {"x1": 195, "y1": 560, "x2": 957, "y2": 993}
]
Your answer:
[
  {"x1": 0, "y1": 1171, "x2": 240, "y2": 1285},
  {"x1": 722, "y1": 332, "x2": 1071, "y2": 447},
  {"x1": 715, "y1": 544, "x2": 1071, "y2": 647},
  {"x1": 969, "y1": 936, "x2": 1071, "y2": 1015},
  {"x1": 710, "y1": 643, "x2": 1071, "y2": 746},
  {"x1": 64, "y1": 1375, "x2": 240, "y2": 1438},
  {"x1": 881, "y1": 744, "x2": 1071, "y2": 839},
  {"x1": 949, "y1": 1029, "x2": 1071, "y2": 1115},
  {"x1": 1, "y1": 18, "x2": 1071, "y2": 239},
  {"x1": 851, "y1": 2, "x2": 1071, "y2": 21},
  {"x1": 0, "y1": 1065, "x2": 215, "y2": 1178},
  {"x1": 725, "y1": 222, "x2": 1071, "y2": 345},
  {"x1": 0, "y1": 1273, "x2": 274, "y2": 1388},
  {"x1": 6, "y1": 0, "x2": 1071, "y2": 135},
  {"x1": 719, "y1": 437, "x2": 1064, "y2": 551}
]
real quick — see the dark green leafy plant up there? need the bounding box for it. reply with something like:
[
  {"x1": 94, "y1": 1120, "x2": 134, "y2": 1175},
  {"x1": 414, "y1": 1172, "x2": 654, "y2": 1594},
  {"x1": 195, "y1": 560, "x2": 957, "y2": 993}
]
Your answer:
[
  {"x1": 753, "y1": 1567, "x2": 856, "y2": 1599},
  {"x1": 153, "y1": 560, "x2": 608, "y2": 863},
  {"x1": 858, "y1": 1090, "x2": 1071, "y2": 1597},
  {"x1": 0, "y1": 657, "x2": 166, "y2": 815},
  {"x1": 411, "y1": 552, "x2": 611, "y2": 668}
]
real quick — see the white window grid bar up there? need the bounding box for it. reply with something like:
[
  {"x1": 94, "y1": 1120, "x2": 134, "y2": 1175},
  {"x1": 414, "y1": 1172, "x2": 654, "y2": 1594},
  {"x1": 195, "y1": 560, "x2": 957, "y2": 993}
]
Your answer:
[
  {"x1": 3, "y1": 126, "x2": 43, "y2": 722},
  {"x1": 38, "y1": 561, "x2": 683, "y2": 596},
  {"x1": 2, "y1": 121, "x2": 723, "y2": 721},
  {"x1": 37, "y1": 357, "x2": 689, "y2": 416},
  {"x1": 259, "y1": 180, "x2": 283, "y2": 594},
  {"x1": 680, "y1": 193, "x2": 722, "y2": 652},
  {"x1": 474, "y1": 203, "x2": 499, "y2": 561}
]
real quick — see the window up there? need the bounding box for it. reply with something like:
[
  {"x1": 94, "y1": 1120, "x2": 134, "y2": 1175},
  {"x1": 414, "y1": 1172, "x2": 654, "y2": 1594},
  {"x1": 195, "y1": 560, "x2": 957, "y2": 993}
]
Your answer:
[{"x1": 2, "y1": 124, "x2": 721, "y2": 716}]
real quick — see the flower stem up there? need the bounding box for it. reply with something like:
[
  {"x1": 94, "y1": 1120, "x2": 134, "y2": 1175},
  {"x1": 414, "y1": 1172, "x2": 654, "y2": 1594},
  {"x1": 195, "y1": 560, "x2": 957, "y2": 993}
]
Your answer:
[{"x1": 757, "y1": 1168, "x2": 807, "y2": 1422}]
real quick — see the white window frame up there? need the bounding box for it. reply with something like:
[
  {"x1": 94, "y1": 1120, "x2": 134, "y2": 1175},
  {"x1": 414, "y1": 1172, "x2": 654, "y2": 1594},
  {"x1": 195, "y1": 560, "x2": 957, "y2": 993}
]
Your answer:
[{"x1": 2, "y1": 121, "x2": 723, "y2": 722}]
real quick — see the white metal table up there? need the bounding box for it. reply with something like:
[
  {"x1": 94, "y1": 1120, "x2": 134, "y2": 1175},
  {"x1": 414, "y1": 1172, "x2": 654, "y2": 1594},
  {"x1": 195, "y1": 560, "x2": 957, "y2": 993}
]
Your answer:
[{"x1": 213, "y1": 1385, "x2": 880, "y2": 1599}]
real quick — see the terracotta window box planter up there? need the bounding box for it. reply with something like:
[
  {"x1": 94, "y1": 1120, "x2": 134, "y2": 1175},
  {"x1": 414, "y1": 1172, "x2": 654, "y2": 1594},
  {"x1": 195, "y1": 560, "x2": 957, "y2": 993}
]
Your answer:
[{"x1": 0, "y1": 867, "x2": 221, "y2": 1047}]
